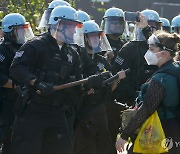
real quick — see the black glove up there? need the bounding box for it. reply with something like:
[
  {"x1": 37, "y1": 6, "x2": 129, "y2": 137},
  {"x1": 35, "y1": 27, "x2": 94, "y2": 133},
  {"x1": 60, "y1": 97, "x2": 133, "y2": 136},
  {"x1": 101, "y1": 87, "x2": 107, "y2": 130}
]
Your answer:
[
  {"x1": 34, "y1": 81, "x2": 54, "y2": 96},
  {"x1": 88, "y1": 74, "x2": 103, "y2": 89}
]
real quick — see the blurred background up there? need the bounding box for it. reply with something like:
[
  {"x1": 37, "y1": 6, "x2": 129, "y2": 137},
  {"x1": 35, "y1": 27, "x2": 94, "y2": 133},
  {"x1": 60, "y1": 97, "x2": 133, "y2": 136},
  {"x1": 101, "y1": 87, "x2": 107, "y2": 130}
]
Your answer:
[{"x1": 0, "y1": 0, "x2": 179, "y2": 33}]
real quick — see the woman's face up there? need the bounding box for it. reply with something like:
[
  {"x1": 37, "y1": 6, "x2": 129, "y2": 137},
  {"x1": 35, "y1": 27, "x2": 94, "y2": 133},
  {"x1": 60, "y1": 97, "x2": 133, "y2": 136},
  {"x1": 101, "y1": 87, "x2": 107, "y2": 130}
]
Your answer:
[{"x1": 148, "y1": 45, "x2": 164, "y2": 62}]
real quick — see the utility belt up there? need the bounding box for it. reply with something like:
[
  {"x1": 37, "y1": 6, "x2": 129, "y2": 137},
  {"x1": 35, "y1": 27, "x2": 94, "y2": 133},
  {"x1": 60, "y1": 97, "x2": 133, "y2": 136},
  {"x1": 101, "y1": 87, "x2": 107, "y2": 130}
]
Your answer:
[
  {"x1": 83, "y1": 89, "x2": 106, "y2": 105},
  {"x1": 31, "y1": 93, "x2": 64, "y2": 107}
]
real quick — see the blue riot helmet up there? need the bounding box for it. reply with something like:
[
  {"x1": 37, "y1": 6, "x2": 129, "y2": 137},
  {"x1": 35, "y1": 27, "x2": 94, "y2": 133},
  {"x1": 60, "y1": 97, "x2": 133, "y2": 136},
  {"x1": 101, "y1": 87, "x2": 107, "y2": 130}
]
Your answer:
[
  {"x1": 101, "y1": 7, "x2": 126, "y2": 36},
  {"x1": 134, "y1": 9, "x2": 161, "y2": 41},
  {"x1": 38, "y1": 0, "x2": 70, "y2": 29},
  {"x1": 49, "y1": 5, "x2": 83, "y2": 45},
  {"x1": 2, "y1": 13, "x2": 34, "y2": 44},
  {"x1": 171, "y1": 15, "x2": 180, "y2": 34},
  {"x1": 141, "y1": 9, "x2": 162, "y2": 31},
  {"x1": 159, "y1": 17, "x2": 171, "y2": 33},
  {"x1": 75, "y1": 10, "x2": 90, "y2": 47},
  {"x1": 77, "y1": 10, "x2": 90, "y2": 23},
  {"x1": 83, "y1": 20, "x2": 112, "y2": 54}
]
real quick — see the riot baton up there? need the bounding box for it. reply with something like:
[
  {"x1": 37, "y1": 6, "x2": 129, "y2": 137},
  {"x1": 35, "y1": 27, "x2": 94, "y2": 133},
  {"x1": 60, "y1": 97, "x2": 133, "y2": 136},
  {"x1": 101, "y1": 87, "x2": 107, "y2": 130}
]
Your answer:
[
  {"x1": 53, "y1": 71, "x2": 110, "y2": 91},
  {"x1": 101, "y1": 68, "x2": 130, "y2": 86},
  {"x1": 36, "y1": 71, "x2": 110, "y2": 94}
]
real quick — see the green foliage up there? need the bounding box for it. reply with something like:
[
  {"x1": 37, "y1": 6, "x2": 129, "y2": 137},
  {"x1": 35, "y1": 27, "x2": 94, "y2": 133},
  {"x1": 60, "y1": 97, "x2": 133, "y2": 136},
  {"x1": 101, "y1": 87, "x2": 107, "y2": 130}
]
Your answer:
[{"x1": 2, "y1": 0, "x2": 50, "y2": 34}]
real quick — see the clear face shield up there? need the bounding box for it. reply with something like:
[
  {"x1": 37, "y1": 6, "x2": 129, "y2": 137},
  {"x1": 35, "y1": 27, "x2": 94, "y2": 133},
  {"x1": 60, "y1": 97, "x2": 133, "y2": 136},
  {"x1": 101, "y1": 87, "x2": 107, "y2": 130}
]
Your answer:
[
  {"x1": 102, "y1": 17, "x2": 125, "y2": 36},
  {"x1": 148, "y1": 20, "x2": 162, "y2": 32},
  {"x1": 38, "y1": 9, "x2": 52, "y2": 29},
  {"x1": 172, "y1": 27, "x2": 180, "y2": 34},
  {"x1": 50, "y1": 19, "x2": 83, "y2": 45},
  {"x1": 162, "y1": 26, "x2": 171, "y2": 33},
  {"x1": 84, "y1": 31, "x2": 112, "y2": 54},
  {"x1": 13, "y1": 23, "x2": 34, "y2": 44}
]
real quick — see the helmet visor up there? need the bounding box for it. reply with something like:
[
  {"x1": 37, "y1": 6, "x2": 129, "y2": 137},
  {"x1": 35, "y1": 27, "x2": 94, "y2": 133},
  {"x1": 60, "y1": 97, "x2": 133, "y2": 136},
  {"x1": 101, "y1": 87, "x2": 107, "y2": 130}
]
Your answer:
[
  {"x1": 102, "y1": 17, "x2": 125, "y2": 35},
  {"x1": 38, "y1": 9, "x2": 52, "y2": 28},
  {"x1": 148, "y1": 20, "x2": 162, "y2": 31},
  {"x1": 162, "y1": 26, "x2": 171, "y2": 33},
  {"x1": 85, "y1": 31, "x2": 112, "y2": 53},
  {"x1": 14, "y1": 23, "x2": 34, "y2": 44},
  {"x1": 173, "y1": 27, "x2": 180, "y2": 34},
  {"x1": 51, "y1": 19, "x2": 83, "y2": 45}
]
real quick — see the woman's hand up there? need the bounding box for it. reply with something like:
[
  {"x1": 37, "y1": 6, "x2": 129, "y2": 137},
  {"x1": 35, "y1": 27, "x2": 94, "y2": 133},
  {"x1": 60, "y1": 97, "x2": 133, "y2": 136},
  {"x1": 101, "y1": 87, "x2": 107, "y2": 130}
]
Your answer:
[
  {"x1": 116, "y1": 137, "x2": 127, "y2": 153},
  {"x1": 136, "y1": 12, "x2": 148, "y2": 29}
]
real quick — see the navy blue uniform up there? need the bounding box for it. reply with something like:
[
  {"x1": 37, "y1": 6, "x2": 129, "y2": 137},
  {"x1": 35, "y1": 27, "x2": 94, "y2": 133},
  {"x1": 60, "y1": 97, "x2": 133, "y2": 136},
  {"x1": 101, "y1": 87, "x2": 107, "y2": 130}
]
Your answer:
[
  {"x1": 74, "y1": 50, "x2": 114, "y2": 154},
  {"x1": 10, "y1": 33, "x2": 82, "y2": 154},
  {"x1": 0, "y1": 41, "x2": 20, "y2": 154}
]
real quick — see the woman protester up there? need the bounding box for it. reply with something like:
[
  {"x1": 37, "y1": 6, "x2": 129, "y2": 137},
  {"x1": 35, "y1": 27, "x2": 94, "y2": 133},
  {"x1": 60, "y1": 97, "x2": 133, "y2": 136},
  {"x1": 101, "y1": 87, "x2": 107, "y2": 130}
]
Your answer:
[{"x1": 116, "y1": 31, "x2": 180, "y2": 154}]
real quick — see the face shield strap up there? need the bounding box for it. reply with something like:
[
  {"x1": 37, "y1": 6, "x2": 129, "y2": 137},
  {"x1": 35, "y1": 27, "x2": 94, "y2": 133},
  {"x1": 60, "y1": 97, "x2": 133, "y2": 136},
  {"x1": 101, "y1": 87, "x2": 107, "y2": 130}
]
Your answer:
[{"x1": 148, "y1": 34, "x2": 175, "y2": 53}]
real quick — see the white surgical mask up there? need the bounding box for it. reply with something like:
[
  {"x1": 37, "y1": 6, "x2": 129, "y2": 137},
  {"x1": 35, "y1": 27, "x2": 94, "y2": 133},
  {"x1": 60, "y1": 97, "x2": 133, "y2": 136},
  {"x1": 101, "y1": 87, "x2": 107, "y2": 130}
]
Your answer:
[{"x1": 144, "y1": 50, "x2": 159, "y2": 65}]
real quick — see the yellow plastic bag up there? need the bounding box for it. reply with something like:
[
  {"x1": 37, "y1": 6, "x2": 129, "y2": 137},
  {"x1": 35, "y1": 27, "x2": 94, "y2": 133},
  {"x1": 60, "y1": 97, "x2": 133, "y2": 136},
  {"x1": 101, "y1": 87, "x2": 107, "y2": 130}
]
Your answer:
[{"x1": 133, "y1": 111, "x2": 168, "y2": 153}]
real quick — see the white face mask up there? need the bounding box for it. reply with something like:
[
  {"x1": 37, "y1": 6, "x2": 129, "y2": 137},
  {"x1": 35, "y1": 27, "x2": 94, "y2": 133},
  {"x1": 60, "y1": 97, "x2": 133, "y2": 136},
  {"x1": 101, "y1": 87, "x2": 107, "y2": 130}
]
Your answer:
[{"x1": 144, "y1": 50, "x2": 159, "y2": 65}]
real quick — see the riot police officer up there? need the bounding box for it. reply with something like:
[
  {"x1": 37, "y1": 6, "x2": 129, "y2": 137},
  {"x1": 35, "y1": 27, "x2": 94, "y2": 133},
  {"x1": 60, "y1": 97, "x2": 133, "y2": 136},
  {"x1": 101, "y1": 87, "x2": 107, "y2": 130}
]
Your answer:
[
  {"x1": 101, "y1": 7, "x2": 127, "y2": 64},
  {"x1": 0, "y1": 21, "x2": 3, "y2": 41},
  {"x1": 76, "y1": 10, "x2": 90, "y2": 23},
  {"x1": 100, "y1": 8, "x2": 129, "y2": 152},
  {"x1": 171, "y1": 15, "x2": 180, "y2": 34},
  {"x1": 10, "y1": 6, "x2": 84, "y2": 154},
  {"x1": 160, "y1": 17, "x2": 171, "y2": 33},
  {"x1": 0, "y1": 13, "x2": 34, "y2": 154},
  {"x1": 38, "y1": 0, "x2": 70, "y2": 32},
  {"x1": 74, "y1": 20, "x2": 126, "y2": 154}
]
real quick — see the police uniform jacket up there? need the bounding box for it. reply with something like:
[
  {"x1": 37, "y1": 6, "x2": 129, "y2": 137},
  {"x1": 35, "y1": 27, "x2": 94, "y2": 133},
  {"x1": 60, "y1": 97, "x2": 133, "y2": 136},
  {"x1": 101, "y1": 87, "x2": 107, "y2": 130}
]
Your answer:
[{"x1": 10, "y1": 33, "x2": 82, "y2": 108}]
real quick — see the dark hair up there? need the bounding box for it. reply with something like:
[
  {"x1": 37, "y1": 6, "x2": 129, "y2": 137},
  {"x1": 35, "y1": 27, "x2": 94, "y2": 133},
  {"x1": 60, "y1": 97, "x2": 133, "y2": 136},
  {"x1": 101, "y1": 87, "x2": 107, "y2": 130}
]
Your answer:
[{"x1": 154, "y1": 30, "x2": 180, "y2": 57}]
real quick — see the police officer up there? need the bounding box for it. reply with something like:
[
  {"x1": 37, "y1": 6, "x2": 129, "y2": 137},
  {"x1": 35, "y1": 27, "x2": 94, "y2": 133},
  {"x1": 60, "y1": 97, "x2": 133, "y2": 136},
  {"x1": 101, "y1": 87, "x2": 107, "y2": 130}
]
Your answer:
[
  {"x1": 160, "y1": 17, "x2": 171, "y2": 33},
  {"x1": 76, "y1": 10, "x2": 90, "y2": 23},
  {"x1": 38, "y1": 0, "x2": 70, "y2": 33},
  {"x1": 171, "y1": 15, "x2": 180, "y2": 34},
  {"x1": 100, "y1": 8, "x2": 129, "y2": 151},
  {"x1": 101, "y1": 7, "x2": 127, "y2": 64},
  {"x1": 74, "y1": 20, "x2": 126, "y2": 154},
  {"x1": 10, "y1": 6, "x2": 84, "y2": 154},
  {"x1": 0, "y1": 13, "x2": 34, "y2": 154},
  {"x1": 0, "y1": 21, "x2": 3, "y2": 41}
]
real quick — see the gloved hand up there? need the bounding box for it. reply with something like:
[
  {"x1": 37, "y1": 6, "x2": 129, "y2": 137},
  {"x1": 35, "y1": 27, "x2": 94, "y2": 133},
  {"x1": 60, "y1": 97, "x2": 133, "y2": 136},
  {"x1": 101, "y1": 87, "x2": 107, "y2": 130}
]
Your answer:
[
  {"x1": 88, "y1": 74, "x2": 103, "y2": 89},
  {"x1": 34, "y1": 81, "x2": 54, "y2": 96}
]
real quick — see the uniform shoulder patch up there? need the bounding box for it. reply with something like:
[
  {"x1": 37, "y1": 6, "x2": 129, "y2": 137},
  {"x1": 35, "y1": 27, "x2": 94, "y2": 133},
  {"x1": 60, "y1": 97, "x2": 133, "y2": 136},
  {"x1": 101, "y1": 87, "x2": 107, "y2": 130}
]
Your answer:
[
  {"x1": 115, "y1": 55, "x2": 124, "y2": 65},
  {"x1": 14, "y1": 51, "x2": 24, "y2": 58},
  {"x1": 0, "y1": 53, "x2": 5, "y2": 62}
]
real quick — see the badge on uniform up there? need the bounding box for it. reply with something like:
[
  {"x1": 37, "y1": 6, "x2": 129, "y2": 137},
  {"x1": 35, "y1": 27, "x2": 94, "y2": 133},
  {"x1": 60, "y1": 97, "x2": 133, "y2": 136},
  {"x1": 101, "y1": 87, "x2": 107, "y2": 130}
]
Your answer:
[
  {"x1": 0, "y1": 53, "x2": 5, "y2": 62},
  {"x1": 14, "y1": 51, "x2": 24, "y2": 58},
  {"x1": 97, "y1": 62, "x2": 104, "y2": 71},
  {"x1": 67, "y1": 53, "x2": 73, "y2": 63},
  {"x1": 115, "y1": 56, "x2": 124, "y2": 65}
]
